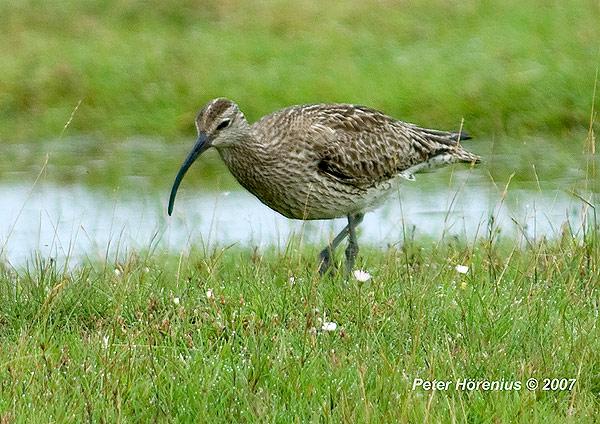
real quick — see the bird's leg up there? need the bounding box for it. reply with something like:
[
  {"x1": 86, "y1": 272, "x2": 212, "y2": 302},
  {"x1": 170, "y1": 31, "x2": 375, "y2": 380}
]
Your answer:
[
  {"x1": 318, "y1": 224, "x2": 350, "y2": 275},
  {"x1": 318, "y1": 213, "x2": 364, "y2": 276},
  {"x1": 344, "y1": 213, "x2": 364, "y2": 275}
]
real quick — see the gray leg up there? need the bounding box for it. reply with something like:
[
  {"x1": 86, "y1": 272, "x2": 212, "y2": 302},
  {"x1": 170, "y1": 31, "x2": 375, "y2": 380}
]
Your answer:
[
  {"x1": 318, "y1": 213, "x2": 363, "y2": 275},
  {"x1": 344, "y1": 213, "x2": 363, "y2": 275},
  {"x1": 318, "y1": 224, "x2": 350, "y2": 275}
]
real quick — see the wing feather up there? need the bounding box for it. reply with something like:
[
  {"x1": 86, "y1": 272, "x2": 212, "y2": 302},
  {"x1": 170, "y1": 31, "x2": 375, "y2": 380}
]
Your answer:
[
  {"x1": 306, "y1": 105, "x2": 473, "y2": 188},
  {"x1": 253, "y1": 103, "x2": 478, "y2": 189}
]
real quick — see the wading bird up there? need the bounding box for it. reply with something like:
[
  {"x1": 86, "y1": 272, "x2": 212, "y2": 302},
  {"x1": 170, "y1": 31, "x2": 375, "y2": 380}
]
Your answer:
[{"x1": 168, "y1": 98, "x2": 479, "y2": 275}]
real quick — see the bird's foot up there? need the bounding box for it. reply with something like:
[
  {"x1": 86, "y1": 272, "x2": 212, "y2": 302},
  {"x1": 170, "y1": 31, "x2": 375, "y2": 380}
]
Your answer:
[{"x1": 318, "y1": 247, "x2": 335, "y2": 276}]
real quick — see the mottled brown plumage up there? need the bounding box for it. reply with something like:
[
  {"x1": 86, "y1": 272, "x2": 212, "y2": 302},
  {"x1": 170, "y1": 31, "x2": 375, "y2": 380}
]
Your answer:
[{"x1": 168, "y1": 98, "x2": 480, "y2": 275}]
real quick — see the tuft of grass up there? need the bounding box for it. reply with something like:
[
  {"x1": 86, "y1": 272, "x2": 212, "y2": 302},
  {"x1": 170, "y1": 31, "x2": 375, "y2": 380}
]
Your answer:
[{"x1": 0, "y1": 231, "x2": 598, "y2": 421}]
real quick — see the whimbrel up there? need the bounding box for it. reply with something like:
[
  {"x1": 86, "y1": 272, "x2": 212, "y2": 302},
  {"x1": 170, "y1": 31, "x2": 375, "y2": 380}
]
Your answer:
[{"x1": 168, "y1": 98, "x2": 480, "y2": 275}]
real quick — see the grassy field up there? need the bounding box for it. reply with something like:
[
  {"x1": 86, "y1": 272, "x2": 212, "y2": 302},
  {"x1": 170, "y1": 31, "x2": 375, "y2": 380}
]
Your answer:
[
  {"x1": 0, "y1": 229, "x2": 598, "y2": 422},
  {"x1": 1, "y1": 0, "x2": 598, "y2": 143}
]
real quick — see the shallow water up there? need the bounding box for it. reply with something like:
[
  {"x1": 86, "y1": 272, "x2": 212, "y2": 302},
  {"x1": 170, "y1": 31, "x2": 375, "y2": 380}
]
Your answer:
[{"x1": 0, "y1": 172, "x2": 594, "y2": 267}]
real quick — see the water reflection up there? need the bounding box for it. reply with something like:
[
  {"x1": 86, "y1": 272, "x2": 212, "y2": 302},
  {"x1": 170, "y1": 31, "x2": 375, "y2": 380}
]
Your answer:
[{"x1": 0, "y1": 176, "x2": 594, "y2": 267}]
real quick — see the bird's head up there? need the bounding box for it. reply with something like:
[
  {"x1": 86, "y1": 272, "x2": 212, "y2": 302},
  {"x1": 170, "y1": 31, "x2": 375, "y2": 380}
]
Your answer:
[
  {"x1": 195, "y1": 97, "x2": 249, "y2": 148},
  {"x1": 168, "y1": 98, "x2": 248, "y2": 216}
]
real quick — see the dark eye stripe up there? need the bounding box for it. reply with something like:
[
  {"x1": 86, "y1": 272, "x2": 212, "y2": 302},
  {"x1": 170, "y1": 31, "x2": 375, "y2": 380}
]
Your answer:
[{"x1": 216, "y1": 120, "x2": 230, "y2": 130}]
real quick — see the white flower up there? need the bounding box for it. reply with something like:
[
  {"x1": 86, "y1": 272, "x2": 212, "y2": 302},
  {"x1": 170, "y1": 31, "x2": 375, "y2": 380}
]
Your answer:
[
  {"x1": 173, "y1": 297, "x2": 180, "y2": 305},
  {"x1": 102, "y1": 335, "x2": 109, "y2": 349},
  {"x1": 321, "y1": 321, "x2": 337, "y2": 332},
  {"x1": 289, "y1": 276, "x2": 296, "y2": 286},
  {"x1": 353, "y1": 269, "x2": 372, "y2": 282},
  {"x1": 206, "y1": 289, "x2": 214, "y2": 300},
  {"x1": 455, "y1": 265, "x2": 469, "y2": 274},
  {"x1": 114, "y1": 268, "x2": 121, "y2": 276}
]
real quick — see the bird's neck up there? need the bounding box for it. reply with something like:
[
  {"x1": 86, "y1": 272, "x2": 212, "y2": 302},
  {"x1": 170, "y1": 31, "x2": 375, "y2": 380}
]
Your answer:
[{"x1": 216, "y1": 132, "x2": 271, "y2": 192}]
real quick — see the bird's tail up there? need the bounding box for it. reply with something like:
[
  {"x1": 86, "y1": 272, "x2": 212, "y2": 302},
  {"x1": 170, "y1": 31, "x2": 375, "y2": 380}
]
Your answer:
[
  {"x1": 415, "y1": 125, "x2": 480, "y2": 164},
  {"x1": 454, "y1": 147, "x2": 481, "y2": 164},
  {"x1": 419, "y1": 127, "x2": 472, "y2": 144}
]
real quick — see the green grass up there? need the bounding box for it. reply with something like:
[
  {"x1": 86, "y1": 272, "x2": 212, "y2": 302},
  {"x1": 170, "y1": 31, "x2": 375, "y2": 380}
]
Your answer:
[
  {"x1": 1, "y1": 230, "x2": 598, "y2": 422},
  {"x1": 1, "y1": 0, "x2": 598, "y2": 143}
]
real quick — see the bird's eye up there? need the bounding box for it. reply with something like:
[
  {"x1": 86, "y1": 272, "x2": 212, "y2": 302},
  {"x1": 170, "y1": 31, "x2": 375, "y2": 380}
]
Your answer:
[{"x1": 216, "y1": 119, "x2": 231, "y2": 130}]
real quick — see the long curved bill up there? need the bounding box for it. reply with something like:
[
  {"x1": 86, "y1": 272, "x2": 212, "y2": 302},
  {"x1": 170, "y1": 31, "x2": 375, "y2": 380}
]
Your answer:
[{"x1": 168, "y1": 132, "x2": 209, "y2": 215}]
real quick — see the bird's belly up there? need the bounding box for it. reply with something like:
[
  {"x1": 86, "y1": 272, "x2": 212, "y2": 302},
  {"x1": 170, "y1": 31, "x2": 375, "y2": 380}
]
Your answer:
[
  {"x1": 242, "y1": 174, "x2": 399, "y2": 221},
  {"x1": 225, "y1": 152, "x2": 402, "y2": 220}
]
